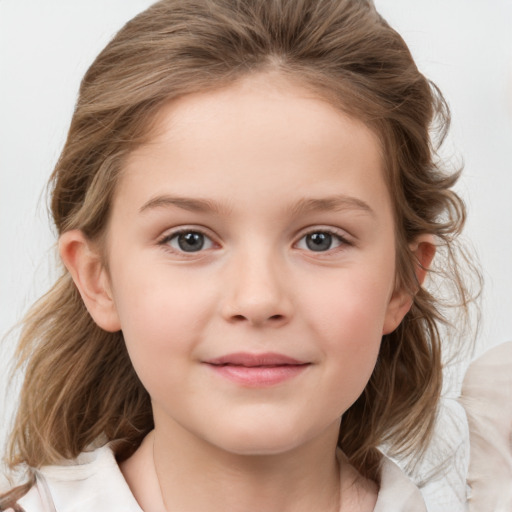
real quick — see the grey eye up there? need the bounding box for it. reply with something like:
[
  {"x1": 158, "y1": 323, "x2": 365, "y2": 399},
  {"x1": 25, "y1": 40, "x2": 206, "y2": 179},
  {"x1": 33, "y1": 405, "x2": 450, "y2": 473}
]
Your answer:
[
  {"x1": 169, "y1": 231, "x2": 212, "y2": 252},
  {"x1": 305, "y1": 232, "x2": 333, "y2": 251},
  {"x1": 296, "y1": 231, "x2": 345, "y2": 252}
]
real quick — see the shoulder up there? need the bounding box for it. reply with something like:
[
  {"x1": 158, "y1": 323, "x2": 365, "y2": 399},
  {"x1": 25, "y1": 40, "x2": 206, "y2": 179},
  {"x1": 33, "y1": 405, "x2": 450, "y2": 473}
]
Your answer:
[
  {"x1": 17, "y1": 445, "x2": 142, "y2": 512},
  {"x1": 374, "y1": 456, "x2": 427, "y2": 512},
  {"x1": 460, "y1": 342, "x2": 512, "y2": 512},
  {"x1": 462, "y1": 341, "x2": 512, "y2": 401},
  {"x1": 336, "y1": 450, "x2": 426, "y2": 512}
]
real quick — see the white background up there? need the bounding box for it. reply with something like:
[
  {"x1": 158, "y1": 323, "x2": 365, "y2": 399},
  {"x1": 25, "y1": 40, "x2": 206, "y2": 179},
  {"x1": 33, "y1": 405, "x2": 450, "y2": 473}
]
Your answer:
[{"x1": 1, "y1": 0, "x2": 512, "y2": 481}]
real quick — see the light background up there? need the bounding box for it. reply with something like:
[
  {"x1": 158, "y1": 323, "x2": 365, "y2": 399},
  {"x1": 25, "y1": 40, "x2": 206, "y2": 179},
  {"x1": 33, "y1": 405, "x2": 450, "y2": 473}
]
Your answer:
[{"x1": 1, "y1": 0, "x2": 511, "y2": 497}]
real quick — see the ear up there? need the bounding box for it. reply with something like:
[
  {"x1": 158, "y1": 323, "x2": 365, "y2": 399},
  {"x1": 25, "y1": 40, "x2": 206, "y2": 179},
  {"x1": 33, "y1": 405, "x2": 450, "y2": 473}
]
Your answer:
[
  {"x1": 382, "y1": 234, "x2": 436, "y2": 335},
  {"x1": 59, "y1": 230, "x2": 121, "y2": 332}
]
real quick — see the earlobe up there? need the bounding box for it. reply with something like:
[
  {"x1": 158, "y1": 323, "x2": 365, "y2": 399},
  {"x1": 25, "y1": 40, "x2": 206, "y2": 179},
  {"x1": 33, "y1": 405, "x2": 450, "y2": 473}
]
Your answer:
[
  {"x1": 382, "y1": 234, "x2": 436, "y2": 335},
  {"x1": 59, "y1": 230, "x2": 121, "y2": 332}
]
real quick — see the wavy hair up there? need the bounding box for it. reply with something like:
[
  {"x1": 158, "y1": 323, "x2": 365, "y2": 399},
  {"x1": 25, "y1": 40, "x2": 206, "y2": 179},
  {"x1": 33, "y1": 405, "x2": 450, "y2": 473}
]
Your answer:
[{"x1": 2, "y1": 0, "x2": 478, "y2": 505}]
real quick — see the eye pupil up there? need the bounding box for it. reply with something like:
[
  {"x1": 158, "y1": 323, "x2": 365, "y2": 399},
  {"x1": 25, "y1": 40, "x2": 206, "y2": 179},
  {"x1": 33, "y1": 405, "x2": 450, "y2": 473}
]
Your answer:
[
  {"x1": 306, "y1": 232, "x2": 332, "y2": 251},
  {"x1": 178, "y1": 232, "x2": 204, "y2": 252}
]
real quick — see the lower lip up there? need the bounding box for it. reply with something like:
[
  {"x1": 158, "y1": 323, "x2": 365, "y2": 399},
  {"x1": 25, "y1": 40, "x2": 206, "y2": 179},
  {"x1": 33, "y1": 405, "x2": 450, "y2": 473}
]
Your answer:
[{"x1": 206, "y1": 364, "x2": 309, "y2": 387}]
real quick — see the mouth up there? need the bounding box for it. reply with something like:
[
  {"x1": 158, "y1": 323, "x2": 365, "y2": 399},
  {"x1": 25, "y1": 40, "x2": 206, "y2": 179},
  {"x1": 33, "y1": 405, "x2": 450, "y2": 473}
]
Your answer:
[{"x1": 203, "y1": 352, "x2": 311, "y2": 387}]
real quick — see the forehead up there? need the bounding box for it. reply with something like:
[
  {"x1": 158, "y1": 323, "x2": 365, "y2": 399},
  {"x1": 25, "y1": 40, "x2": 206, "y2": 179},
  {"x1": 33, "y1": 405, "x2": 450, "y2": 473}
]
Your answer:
[
  {"x1": 116, "y1": 73, "x2": 390, "y2": 217},
  {"x1": 145, "y1": 72, "x2": 383, "y2": 153}
]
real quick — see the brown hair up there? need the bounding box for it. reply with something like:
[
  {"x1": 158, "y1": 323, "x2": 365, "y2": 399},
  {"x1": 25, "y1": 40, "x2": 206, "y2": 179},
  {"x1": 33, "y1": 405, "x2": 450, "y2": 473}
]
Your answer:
[{"x1": 2, "y1": 0, "x2": 478, "y2": 504}]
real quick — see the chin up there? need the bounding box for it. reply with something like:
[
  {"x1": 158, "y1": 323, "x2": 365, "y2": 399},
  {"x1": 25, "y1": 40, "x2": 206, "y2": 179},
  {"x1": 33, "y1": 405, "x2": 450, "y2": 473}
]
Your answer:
[
  {"x1": 203, "y1": 420, "x2": 325, "y2": 458},
  {"x1": 217, "y1": 438, "x2": 303, "y2": 457}
]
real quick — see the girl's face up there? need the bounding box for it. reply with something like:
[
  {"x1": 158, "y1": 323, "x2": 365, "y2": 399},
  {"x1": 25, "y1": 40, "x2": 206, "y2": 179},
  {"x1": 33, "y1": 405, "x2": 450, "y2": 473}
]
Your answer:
[{"x1": 96, "y1": 74, "x2": 410, "y2": 455}]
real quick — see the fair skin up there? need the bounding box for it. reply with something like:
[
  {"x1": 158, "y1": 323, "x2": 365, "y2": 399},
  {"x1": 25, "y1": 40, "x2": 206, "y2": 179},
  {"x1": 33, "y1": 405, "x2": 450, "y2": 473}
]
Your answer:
[{"x1": 60, "y1": 73, "x2": 434, "y2": 512}]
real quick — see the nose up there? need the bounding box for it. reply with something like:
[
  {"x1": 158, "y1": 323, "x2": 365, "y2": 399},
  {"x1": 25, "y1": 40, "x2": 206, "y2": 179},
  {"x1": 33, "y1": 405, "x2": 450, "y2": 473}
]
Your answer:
[{"x1": 220, "y1": 250, "x2": 293, "y2": 327}]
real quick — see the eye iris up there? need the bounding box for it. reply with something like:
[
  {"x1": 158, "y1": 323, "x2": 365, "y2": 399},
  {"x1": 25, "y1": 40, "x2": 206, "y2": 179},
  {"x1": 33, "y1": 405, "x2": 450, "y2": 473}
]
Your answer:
[
  {"x1": 178, "y1": 232, "x2": 204, "y2": 252},
  {"x1": 306, "y1": 232, "x2": 332, "y2": 251}
]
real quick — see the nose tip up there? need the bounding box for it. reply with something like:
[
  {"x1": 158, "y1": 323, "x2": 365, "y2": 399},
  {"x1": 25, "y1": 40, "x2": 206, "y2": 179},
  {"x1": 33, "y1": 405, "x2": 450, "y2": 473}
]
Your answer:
[{"x1": 220, "y1": 258, "x2": 293, "y2": 327}]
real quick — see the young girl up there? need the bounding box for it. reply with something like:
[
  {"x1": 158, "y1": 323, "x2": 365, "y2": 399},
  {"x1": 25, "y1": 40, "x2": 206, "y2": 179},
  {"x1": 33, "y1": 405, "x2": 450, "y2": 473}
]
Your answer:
[{"x1": 1, "y1": 0, "x2": 475, "y2": 510}]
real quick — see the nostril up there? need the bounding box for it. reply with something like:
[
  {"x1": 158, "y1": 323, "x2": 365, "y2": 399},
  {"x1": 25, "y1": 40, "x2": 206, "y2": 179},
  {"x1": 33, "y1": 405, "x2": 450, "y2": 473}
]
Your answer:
[{"x1": 230, "y1": 313, "x2": 285, "y2": 323}]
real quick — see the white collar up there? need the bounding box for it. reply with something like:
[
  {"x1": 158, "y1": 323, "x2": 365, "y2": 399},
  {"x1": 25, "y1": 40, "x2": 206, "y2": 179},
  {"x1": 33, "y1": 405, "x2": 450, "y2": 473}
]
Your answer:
[{"x1": 20, "y1": 444, "x2": 426, "y2": 511}]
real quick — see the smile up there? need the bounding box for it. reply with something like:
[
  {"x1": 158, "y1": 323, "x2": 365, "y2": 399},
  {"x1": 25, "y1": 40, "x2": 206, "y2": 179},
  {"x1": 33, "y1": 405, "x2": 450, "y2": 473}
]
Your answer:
[{"x1": 204, "y1": 352, "x2": 311, "y2": 387}]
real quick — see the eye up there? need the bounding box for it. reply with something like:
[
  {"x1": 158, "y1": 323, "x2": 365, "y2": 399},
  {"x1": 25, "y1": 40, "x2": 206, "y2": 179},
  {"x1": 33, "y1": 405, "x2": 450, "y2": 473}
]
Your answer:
[
  {"x1": 296, "y1": 230, "x2": 347, "y2": 252},
  {"x1": 162, "y1": 230, "x2": 215, "y2": 253}
]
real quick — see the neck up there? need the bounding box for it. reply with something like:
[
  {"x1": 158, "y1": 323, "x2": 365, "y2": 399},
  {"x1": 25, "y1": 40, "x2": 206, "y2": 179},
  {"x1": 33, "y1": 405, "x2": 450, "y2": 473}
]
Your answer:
[{"x1": 122, "y1": 423, "x2": 342, "y2": 512}]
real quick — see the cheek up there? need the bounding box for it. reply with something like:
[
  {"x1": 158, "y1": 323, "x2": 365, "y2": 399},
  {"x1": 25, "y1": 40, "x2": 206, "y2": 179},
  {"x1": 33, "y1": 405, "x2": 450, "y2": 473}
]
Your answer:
[
  {"x1": 304, "y1": 269, "x2": 393, "y2": 343},
  {"x1": 112, "y1": 261, "x2": 216, "y2": 333},
  {"x1": 109, "y1": 268, "x2": 217, "y2": 382},
  {"x1": 301, "y1": 270, "x2": 391, "y2": 400}
]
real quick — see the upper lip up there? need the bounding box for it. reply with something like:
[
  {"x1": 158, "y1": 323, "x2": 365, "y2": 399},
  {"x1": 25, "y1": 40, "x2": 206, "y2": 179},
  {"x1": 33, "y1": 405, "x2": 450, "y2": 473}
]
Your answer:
[{"x1": 205, "y1": 352, "x2": 308, "y2": 367}]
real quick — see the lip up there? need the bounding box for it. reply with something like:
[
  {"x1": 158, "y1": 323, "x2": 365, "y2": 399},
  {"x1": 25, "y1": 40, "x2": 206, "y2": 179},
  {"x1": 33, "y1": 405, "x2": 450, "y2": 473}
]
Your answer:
[{"x1": 203, "y1": 352, "x2": 310, "y2": 387}]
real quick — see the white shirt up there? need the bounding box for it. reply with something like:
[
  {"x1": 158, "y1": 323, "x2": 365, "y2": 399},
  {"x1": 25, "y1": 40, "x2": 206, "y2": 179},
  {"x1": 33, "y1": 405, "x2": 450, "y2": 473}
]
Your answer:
[
  {"x1": 461, "y1": 341, "x2": 512, "y2": 512},
  {"x1": 16, "y1": 444, "x2": 426, "y2": 511}
]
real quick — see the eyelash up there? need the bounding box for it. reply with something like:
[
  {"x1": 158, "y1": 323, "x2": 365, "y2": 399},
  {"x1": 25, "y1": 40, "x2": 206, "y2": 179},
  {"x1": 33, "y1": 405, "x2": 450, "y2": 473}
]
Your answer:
[
  {"x1": 157, "y1": 227, "x2": 352, "y2": 255},
  {"x1": 158, "y1": 228, "x2": 216, "y2": 254},
  {"x1": 295, "y1": 229, "x2": 352, "y2": 253}
]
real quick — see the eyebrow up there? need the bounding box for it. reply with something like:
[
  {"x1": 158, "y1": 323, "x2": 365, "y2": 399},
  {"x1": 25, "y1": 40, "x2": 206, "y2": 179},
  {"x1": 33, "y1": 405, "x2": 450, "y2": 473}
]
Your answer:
[
  {"x1": 139, "y1": 193, "x2": 375, "y2": 217},
  {"x1": 290, "y1": 195, "x2": 375, "y2": 218},
  {"x1": 139, "y1": 195, "x2": 229, "y2": 215}
]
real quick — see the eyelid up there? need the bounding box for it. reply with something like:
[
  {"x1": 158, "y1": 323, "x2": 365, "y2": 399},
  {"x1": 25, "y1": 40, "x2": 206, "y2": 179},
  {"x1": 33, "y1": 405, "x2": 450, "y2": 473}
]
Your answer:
[
  {"x1": 157, "y1": 226, "x2": 220, "y2": 253},
  {"x1": 293, "y1": 226, "x2": 353, "y2": 251}
]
